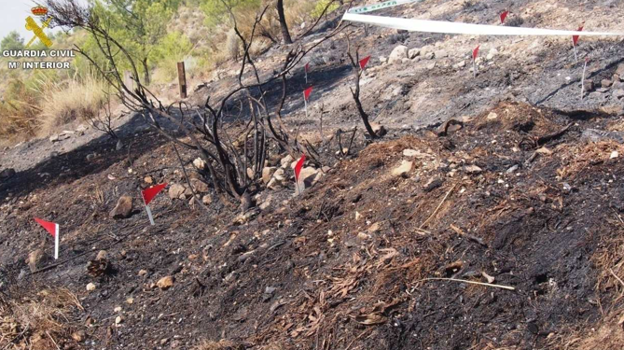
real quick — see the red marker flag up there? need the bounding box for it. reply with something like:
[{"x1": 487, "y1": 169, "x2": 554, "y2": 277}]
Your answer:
[
  {"x1": 359, "y1": 56, "x2": 371, "y2": 70},
  {"x1": 572, "y1": 26, "x2": 584, "y2": 46},
  {"x1": 304, "y1": 86, "x2": 313, "y2": 101},
  {"x1": 142, "y1": 183, "x2": 167, "y2": 225},
  {"x1": 294, "y1": 154, "x2": 306, "y2": 182},
  {"x1": 34, "y1": 218, "x2": 59, "y2": 260},
  {"x1": 142, "y1": 183, "x2": 168, "y2": 205},
  {"x1": 500, "y1": 11, "x2": 509, "y2": 24},
  {"x1": 472, "y1": 45, "x2": 480, "y2": 60}
]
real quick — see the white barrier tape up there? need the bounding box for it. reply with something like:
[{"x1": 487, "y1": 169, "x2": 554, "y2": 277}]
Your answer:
[
  {"x1": 342, "y1": 13, "x2": 624, "y2": 37},
  {"x1": 348, "y1": 0, "x2": 424, "y2": 14}
]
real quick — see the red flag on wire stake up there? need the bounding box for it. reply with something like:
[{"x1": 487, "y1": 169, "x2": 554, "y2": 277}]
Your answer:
[
  {"x1": 359, "y1": 56, "x2": 371, "y2": 70},
  {"x1": 294, "y1": 154, "x2": 306, "y2": 195},
  {"x1": 303, "y1": 86, "x2": 313, "y2": 120},
  {"x1": 472, "y1": 45, "x2": 480, "y2": 78},
  {"x1": 572, "y1": 25, "x2": 583, "y2": 62},
  {"x1": 34, "y1": 217, "x2": 59, "y2": 260},
  {"x1": 141, "y1": 183, "x2": 167, "y2": 225},
  {"x1": 500, "y1": 11, "x2": 509, "y2": 24},
  {"x1": 304, "y1": 87, "x2": 313, "y2": 101}
]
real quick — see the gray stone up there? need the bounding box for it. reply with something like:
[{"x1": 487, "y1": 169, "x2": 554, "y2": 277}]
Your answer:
[
  {"x1": 392, "y1": 160, "x2": 413, "y2": 177},
  {"x1": 169, "y1": 184, "x2": 186, "y2": 199},
  {"x1": 110, "y1": 195, "x2": 133, "y2": 219},
  {"x1": 388, "y1": 45, "x2": 408, "y2": 64}
]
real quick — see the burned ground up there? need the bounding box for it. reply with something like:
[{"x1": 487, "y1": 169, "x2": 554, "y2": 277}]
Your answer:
[{"x1": 3, "y1": 0, "x2": 624, "y2": 349}]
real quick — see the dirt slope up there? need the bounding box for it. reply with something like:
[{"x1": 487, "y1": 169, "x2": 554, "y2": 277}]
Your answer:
[{"x1": 2, "y1": 0, "x2": 624, "y2": 349}]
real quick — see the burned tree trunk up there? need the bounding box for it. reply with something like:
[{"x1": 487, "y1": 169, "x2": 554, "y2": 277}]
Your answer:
[{"x1": 276, "y1": 0, "x2": 292, "y2": 44}]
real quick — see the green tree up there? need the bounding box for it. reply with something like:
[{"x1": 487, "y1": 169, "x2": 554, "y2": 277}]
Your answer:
[
  {"x1": 1, "y1": 31, "x2": 25, "y2": 51},
  {"x1": 90, "y1": 0, "x2": 182, "y2": 84}
]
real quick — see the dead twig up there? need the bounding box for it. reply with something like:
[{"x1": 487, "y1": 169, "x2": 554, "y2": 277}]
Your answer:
[
  {"x1": 416, "y1": 277, "x2": 515, "y2": 291},
  {"x1": 609, "y1": 268, "x2": 624, "y2": 289},
  {"x1": 419, "y1": 184, "x2": 457, "y2": 230}
]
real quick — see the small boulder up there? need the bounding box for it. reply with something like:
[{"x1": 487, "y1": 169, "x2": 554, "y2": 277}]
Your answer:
[
  {"x1": 110, "y1": 195, "x2": 133, "y2": 219},
  {"x1": 408, "y1": 48, "x2": 420, "y2": 59},
  {"x1": 601, "y1": 79, "x2": 613, "y2": 88},
  {"x1": 169, "y1": 184, "x2": 186, "y2": 200},
  {"x1": 388, "y1": 45, "x2": 408, "y2": 64},
  {"x1": 613, "y1": 89, "x2": 624, "y2": 99},
  {"x1": 392, "y1": 160, "x2": 414, "y2": 178},
  {"x1": 26, "y1": 249, "x2": 47, "y2": 272},
  {"x1": 193, "y1": 157, "x2": 206, "y2": 170},
  {"x1": 370, "y1": 122, "x2": 387, "y2": 137},
  {"x1": 202, "y1": 195, "x2": 212, "y2": 205},
  {"x1": 191, "y1": 178, "x2": 209, "y2": 193},
  {"x1": 464, "y1": 165, "x2": 483, "y2": 174},
  {"x1": 157, "y1": 276, "x2": 174, "y2": 290},
  {"x1": 298, "y1": 167, "x2": 320, "y2": 188},
  {"x1": 262, "y1": 167, "x2": 276, "y2": 184},
  {"x1": 280, "y1": 155, "x2": 294, "y2": 168},
  {"x1": 86, "y1": 282, "x2": 97, "y2": 291}
]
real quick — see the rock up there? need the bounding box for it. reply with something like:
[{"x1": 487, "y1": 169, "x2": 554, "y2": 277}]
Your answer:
[
  {"x1": 49, "y1": 133, "x2": 69, "y2": 142},
  {"x1": 481, "y1": 271, "x2": 496, "y2": 284},
  {"x1": 424, "y1": 52, "x2": 435, "y2": 60},
  {"x1": 0, "y1": 168, "x2": 16, "y2": 180},
  {"x1": 267, "y1": 168, "x2": 286, "y2": 190},
  {"x1": 392, "y1": 160, "x2": 413, "y2": 177},
  {"x1": 26, "y1": 249, "x2": 46, "y2": 272},
  {"x1": 76, "y1": 124, "x2": 88, "y2": 134},
  {"x1": 602, "y1": 79, "x2": 613, "y2": 88},
  {"x1": 259, "y1": 195, "x2": 272, "y2": 210},
  {"x1": 582, "y1": 80, "x2": 595, "y2": 92},
  {"x1": 403, "y1": 149, "x2": 429, "y2": 158},
  {"x1": 435, "y1": 50, "x2": 448, "y2": 59},
  {"x1": 86, "y1": 283, "x2": 97, "y2": 291},
  {"x1": 464, "y1": 165, "x2": 483, "y2": 174},
  {"x1": 408, "y1": 48, "x2": 420, "y2": 59},
  {"x1": 370, "y1": 122, "x2": 387, "y2": 137},
  {"x1": 614, "y1": 74, "x2": 622, "y2": 82},
  {"x1": 114, "y1": 306, "x2": 122, "y2": 313},
  {"x1": 247, "y1": 168, "x2": 255, "y2": 179},
  {"x1": 193, "y1": 157, "x2": 206, "y2": 170},
  {"x1": 280, "y1": 155, "x2": 294, "y2": 168},
  {"x1": 423, "y1": 177, "x2": 444, "y2": 192},
  {"x1": 388, "y1": 45, "x2": 408, "y2": 64},
  {"x1": 115, "y1": 140, "x2": 124, "y2": 151},
  {"x1": 138, "y1": 269, "x2": 148, "y2": 276},
  {"x1": 202, "y1": 195, "x2": 212, "y2": 205},
  {"x1": 611, "y1": 151, "x2": 619, "y2": 159},
  {"x1": 110, "y1": 195, "x2": 133, "y2": 219},
  {"x1": 426, "y1": 62, "x2": 436, "y2": 70},
  {"x1": 144, "y1": 176, "x2": 153, "y2": 184},
  {"x1": 457, "y1": 60, "x2": 466, "y2": 68},
  {"x1": 379, "y1": 56, "x2": 387, "y2": 64},
  {"x1": 157, "y1": 276, "x2": 174, "y2": 290},
  {"x1": 71, "y1": 331, "x2": 85, "y2": 342},
  {"x1": 506, "y1": 164, "x2": 519, "y2": 174},
  {"x1": 299, "y1": 167, "x2": 320, "y2": 188},
  {"x1": 96, "y1": 250, "x2": 108, "y2": 261},
  {"x1": 616, "y1": 63, "x2": 624, "y2": 77},
  {"x1": 115, "y1": 316, "x2": 124, "y2": 325},
  {"x1": 191, "y1": 178, "x2": 209, "y2": 193},
  {"x1": 169, "y1": 184, "x2": 186, "y2": 200},
  {"x1": 262, "y1": 167, "x2": 276, "y2": 184},
  {"x1": 86, "y1": 153, "x2": 97, "y2": 162},
  {"x1": 613, "y1": 89, "x2": 624, "y2": 99}
]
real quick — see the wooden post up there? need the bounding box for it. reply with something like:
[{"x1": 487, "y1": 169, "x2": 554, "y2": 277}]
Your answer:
[{"x1": 177, "y1": 62, "x2": 187, "y2": 99}]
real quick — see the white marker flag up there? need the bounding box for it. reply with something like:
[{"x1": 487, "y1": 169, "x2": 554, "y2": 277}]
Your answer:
[{"x1": 342, "y1": 13, "x2": 623, "y2": 37}]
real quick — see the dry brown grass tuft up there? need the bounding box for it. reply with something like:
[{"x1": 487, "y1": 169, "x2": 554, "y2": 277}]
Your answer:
[
  {"x1": 0, "y1": 288, "x2": 83, "y2": 349},
  {"x1": 36, "y1": 75, "x2": 107, "y2": 137}
]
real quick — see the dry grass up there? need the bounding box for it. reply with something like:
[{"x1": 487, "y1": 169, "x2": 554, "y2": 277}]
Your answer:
[
  {"x1": 0, "y1": 288, "x2": 83, "y2": 349},
  {"x1": 194, "y1": 340, "x2": 241, "y2": 350},
  {"x1": 36, "y1": 75, "x2": 108, "y2": 137}
]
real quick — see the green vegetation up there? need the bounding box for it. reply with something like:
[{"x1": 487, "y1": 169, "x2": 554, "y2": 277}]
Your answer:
[{"x1": 0, "y1": 0, "x2": 335, "y2": 143}]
